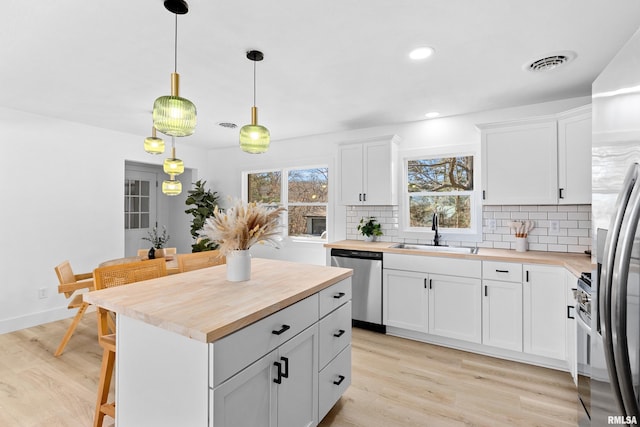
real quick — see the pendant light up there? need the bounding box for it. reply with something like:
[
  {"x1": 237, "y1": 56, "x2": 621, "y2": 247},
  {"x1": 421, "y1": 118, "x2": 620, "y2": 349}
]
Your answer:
[
  {"x1": 162, "y1": 176, "x2": 182, "y2": 196},
  {"x1": 239, "y1": 50, "x2": 270, "y2": 154},
  {"x1": 153, "y1": 2, "x2": 196, "y2": 137},
  {"x1": 144, "y1": 126, "x2": 165, "y2": 154},
  {"x1": 163, "y1": 137, "x2": 184, "y2": 176}
]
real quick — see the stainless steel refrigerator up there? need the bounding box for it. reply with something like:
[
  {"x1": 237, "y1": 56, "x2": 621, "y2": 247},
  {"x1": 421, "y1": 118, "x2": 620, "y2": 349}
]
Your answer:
[{"x1": 591, "y1": 26, "x2": 640, "y2": 425}]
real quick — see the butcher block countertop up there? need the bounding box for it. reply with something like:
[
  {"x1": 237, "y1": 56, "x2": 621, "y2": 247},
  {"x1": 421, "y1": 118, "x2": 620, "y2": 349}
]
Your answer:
[
  {"x1": 325, "y1": 240, "x2": 592, "y2": 277},
  {"x1": 84, "y1": 258, "x2": 352, "y2": 344}
]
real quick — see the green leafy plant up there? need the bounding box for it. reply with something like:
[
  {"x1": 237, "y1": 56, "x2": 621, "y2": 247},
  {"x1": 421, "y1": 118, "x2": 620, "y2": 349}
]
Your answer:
[
  {"x1": 142, "y1": 226, "x2": 170, "y2": 249},
  {"x1": 357, "y1": 217, "x2": 383, "y2": 237},
  {"x1": 185, "y1": 180, "x2": 220, "y2": 252}
]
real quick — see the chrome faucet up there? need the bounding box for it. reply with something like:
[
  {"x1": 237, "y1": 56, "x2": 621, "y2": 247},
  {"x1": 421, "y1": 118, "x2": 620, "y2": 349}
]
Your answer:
[{"x1": 432, "y1": 212, "x2": 440, "y2": 246}]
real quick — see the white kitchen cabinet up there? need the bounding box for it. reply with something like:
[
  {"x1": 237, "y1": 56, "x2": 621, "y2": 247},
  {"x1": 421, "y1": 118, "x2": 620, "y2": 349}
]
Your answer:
[
  {"x1": 523, "y1": 264, "x2": 566, "y2": 360},
  {"x1": 480, "y1": 118, "x2": 558, "y2": 205},
  {"x1": 428, "y1": 274, "x2": 482, "y2": 343},
  {"x1": 482, "y1": 261, "x2": 523, "y2": 352},
  {"x1": 213, "y1": 324, "x2": 318, "y2": 427},
  {"x1": 383, "y1": 268, "x2": 428, "y2": 333},
  {"x1": 482, "y1": 279, "x2": 523, "y2": 352},
  {"x1": 557, "y1": 105, "x2": 592, "y2": 205},
  {"x1": 566, "y1": 270, "x2": 578, "y2": 384},
  {"x1": 338, "y1": 135, "x2": 399, "y2": 205}
]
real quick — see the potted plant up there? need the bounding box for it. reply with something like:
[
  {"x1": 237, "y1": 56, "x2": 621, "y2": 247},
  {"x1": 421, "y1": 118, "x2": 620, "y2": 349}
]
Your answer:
[
  {"x1": 203, "y1": 199, "x2": 285, "y2": 281},
  {"x1": 357, "y1": 217, "x2": 383, "y2": 242},
  {"x1": 185, "y1": 179, "x2": 220, "y2": 252},
  {"x1": 142, "y1": 226, "x2": 170, "y2": 259}
]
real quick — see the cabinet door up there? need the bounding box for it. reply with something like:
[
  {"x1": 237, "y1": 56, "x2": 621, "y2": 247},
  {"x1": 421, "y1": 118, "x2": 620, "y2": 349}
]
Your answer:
[
  {"x1": 523, "y1": 265, "x2": 566, "y2": 360},
  {"x1": 338, "y1": 144, "x2": 364, "y2": 205},
  {"x1": 428, "y1": 274, "x2": 482, "y2": 343},
  {"x1": 277, "y1": 325, "x2": 319, "y2": 427},
  {"x1": 566, "y1": 270, "x2": 578, "y2": 384},
  {"x1": 481, "y1": 120, "x2": 558, "y2": 205},
  {"x1": 482, "y1": 280, "x2": 523, "y2": 352},
  {"x1": 362, "y1": 140, "x2": 396, "y2": 205},
  {"x1": 558, "y1": 109, "x2": 592, "y2": 204},
  {"x1": 383, "y1": 269, "x2": 428, "y2": 333},
  {"x1": 213, "y1": 350, "x2": 278, "y2": 427}
]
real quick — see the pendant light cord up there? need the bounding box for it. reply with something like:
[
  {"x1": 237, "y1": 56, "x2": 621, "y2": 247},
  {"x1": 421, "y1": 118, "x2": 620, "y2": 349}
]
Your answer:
[
  {"x1": 174, "y1": 13, "x2": 178, "y2": 73},
  {"x1": 253, "y1": 59, "x2": 257, "y2": 107}
]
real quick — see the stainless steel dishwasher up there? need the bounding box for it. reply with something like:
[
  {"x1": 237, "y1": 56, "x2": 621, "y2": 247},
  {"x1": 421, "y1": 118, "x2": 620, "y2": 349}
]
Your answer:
[{"x1": 330, "y1": 248, "x2": 385, "y2": 332}]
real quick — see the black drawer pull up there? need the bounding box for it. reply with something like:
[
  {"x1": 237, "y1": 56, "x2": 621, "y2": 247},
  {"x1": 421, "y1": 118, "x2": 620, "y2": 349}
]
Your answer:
[
  {"x1": 280, "y1": 356, "x2": 289, "y2": 378},
  {"x1": 495, "y1": 269, "x2": 509, "y2": 273},
  {"x1": 333, "y1": 329, "x2": 346, "y2": 338},
  {"x1": 567, "y1": 305, "x2": 575, "y2": 320},
  {"x1": 333, "y1": 292, "x2": 346, "y2": 299},
  {"x1": 333, "y1": 375, "x2": 346, "y2": 386},
  {"x1": 272, "y1": 324, "x2": 291, "y2": 335}
]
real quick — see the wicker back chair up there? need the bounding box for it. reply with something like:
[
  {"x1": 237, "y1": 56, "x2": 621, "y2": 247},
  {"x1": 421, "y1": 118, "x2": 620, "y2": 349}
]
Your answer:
[
  {"x1": 177, "y1": 250, "x2": 225, "y2": 273},
  {"x1": 91, "y1": 259, "x2": 167, "y2": 427}
]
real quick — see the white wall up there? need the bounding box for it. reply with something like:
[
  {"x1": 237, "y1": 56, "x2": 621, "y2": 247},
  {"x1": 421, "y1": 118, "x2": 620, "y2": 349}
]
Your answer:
[
  {"x1": 1, "y1": 107, "x2": 211, "y2": 333},
  {"x1": 205, "y1": 96, "x2": 591, "y2": 263}
]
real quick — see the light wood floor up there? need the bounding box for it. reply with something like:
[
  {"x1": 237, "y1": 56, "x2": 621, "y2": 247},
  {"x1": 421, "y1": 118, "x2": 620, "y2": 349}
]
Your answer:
[{"x1": 0, "y1": 316, "x2": 577, "y2": 427}]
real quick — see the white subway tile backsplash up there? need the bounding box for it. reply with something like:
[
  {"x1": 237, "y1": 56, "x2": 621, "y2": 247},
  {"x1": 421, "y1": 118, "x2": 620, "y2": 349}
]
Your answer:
[{"x1": 343, "y1": 204, "x2": 591, "y2": 254}]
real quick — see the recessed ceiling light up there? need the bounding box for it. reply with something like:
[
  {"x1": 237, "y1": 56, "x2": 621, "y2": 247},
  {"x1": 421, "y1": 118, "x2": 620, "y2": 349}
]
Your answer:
[
  {"x1": 409, "y1": 46, "x2": 435, "y2": 61},
  {"x1": 425, "y1": 112, "x2": 440, "y2": 119}
]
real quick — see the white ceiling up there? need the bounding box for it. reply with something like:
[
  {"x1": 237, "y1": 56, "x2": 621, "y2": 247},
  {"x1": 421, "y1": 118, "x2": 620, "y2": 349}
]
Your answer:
[{"x1": 3, "y1": 1, "x2": 640, "y2": 150}]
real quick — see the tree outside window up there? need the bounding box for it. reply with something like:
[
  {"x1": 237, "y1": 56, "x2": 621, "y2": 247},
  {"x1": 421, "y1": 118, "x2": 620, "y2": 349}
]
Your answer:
[
  {"x1": 247, "y1": 167, "x2": 328, "y2": 240},
  {"x1": 407, "y1": 156, "x2": 474, "y2": 230}
]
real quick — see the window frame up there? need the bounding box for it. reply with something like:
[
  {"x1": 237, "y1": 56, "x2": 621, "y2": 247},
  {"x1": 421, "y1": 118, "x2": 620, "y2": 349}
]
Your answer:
[
  {"x1": 399, "y1": 146, "x2": 482, "y2": 243},
  {"x1": 242, "y1": 164, "x2": 329, "y2": 243}
]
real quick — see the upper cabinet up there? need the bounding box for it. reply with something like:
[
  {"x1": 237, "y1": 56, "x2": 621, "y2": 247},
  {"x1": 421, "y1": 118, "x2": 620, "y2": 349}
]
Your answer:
[
  {"x1": 338, "y1": 135, "x2": 399, "y2": 205},
  {"x1": 478, "y1": 105, "x2": 592, "y2": 205},
  {"x1": 557, "y1": 106, "x2": 592, "y2": 205}
]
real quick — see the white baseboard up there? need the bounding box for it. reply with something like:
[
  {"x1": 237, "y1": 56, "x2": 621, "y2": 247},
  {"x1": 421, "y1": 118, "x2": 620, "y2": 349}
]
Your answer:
[{"x1": 0, "y1": 307, "x2": 76, "y2": 334}]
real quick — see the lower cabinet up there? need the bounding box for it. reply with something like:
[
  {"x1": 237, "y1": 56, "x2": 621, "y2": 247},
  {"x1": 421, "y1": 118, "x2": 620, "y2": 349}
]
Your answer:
[
  {"x1": 213, "y1": 324, "x2": 319, "y2": 427},
  {"x1": 429, "y1": 274, "x2": 482, "y2": 343},
  {"x1": 383, "y1": 269, "x2": 428, "y2": 333},
  {"x1": 523, "y1": 264, "x2": 567, "y2": 360},
  {"x1": 566, "y1": 270, "x2": 578, "y2": 384},
  {"x1": 482, "y1": 279, "x2": 523, "y2": 352}
]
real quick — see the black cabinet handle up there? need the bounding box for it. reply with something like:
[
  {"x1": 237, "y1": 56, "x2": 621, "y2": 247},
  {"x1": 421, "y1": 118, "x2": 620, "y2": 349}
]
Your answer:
[
  {"x1": 272, "y1": 324, "x2": 291, "y2": 335},
  {"x1": 333, "y1": 375, "x2": 346, "y2": 386},
  {"x1": 495, "y1": 269, "x2": 509, "y2": 273},
  {"x1": 333, "y1": 292, "x2": 346, "y2": 299},
  {"x1": 484, "y1": 285, "x2": 488, "y2": 297},
  {"x1": 280, "y1": 356, "x2": 289, "y2": 379},
  {"x1": 559, "y1": 188, "x2": 564, "y2": 199},
  {"x1": 359, "y1": 193, "x2": 362, "y2": 202},
  {"x1": 363, "y1": 193, "x2": 366, "y2": 202},
  {"x1": 482, "y1": 190, "x2": 486, "y2": 200},
  {"x1": 273, "y1": 361, "x2": 283, "y2": 384},
  {"x1": 424, "y1": 278, "x2": 427, "y2": 289},
  {"x1": 567, "y1": 305, "x2": 575, "y2": 319},
  {"x1": 333, "y1": 329, "x2": 346, "y2": 338},
  {"x1": 429, "y1": 279, "x2": 432, "y2": 290}
]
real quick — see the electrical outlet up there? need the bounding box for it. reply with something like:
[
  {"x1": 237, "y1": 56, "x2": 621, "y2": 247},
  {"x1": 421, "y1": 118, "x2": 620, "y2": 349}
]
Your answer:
[
  {"x1": 38, "y1": 288, "x2": 48, "y2": 299},
  {"x1": 549, "y1": 220, "x2": 560, "y2": 235},
  {"x1": 487, "y1": 218, "x2": 496, "y2": 233}
]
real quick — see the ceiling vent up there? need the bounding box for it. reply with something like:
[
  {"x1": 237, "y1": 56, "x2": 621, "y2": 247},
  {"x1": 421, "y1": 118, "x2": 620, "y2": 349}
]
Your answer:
[
  {"x1": 526, "y1": 51, "x2": 576, "y2": 72},
  {"x1": 218, "y1": 122, "x2": 238, "y2": 129}
]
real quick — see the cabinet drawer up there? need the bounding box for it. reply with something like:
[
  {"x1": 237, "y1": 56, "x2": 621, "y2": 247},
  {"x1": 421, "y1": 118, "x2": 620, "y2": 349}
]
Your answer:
[
  {"x1": 385, "y1": 253, "x2": 481, "y2": 278},
  {"x1": 483, "y1": 261, "x2": 522, "y2": 282},
  {"x1": 319, "y1": 345, "x2": 351, "y2": 422},
  {"x1": 211, "y1": 294, "x2": 319, "y2": 387},
  {"x1": 319, "y1": 278, "x2": 352, "y2": 318},
  {"x1": 319, "y1": 301, "x2": 352, "y2": 369}
]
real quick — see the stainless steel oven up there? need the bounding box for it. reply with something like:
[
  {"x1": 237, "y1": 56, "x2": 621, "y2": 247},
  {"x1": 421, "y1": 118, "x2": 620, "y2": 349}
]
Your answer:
[{"x1": 576, "y1": 272, "x2": 592, "y2": 426}]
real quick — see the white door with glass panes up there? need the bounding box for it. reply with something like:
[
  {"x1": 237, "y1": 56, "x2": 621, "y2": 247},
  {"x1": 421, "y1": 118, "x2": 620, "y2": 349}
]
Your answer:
[{"x1": 124, "y1": 170, "x2": 158, "y2": 257}]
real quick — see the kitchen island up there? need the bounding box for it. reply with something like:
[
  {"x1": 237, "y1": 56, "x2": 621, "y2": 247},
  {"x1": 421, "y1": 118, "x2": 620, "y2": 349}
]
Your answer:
[{"x1": 84, "y1": 258, "x2": 353, "y2": 427}]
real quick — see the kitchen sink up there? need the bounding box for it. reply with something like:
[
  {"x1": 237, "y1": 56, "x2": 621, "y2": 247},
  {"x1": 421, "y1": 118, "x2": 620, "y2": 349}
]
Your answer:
[{"x1": 391, "y1": 243, "x2": 478, "y2": 254}]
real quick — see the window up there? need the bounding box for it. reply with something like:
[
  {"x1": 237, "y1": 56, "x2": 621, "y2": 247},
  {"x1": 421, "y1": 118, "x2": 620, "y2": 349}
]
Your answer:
[
  {"x1": 246, "y1": 167, "x2": 328, "y2": 240},
  {"x1": 403, "y1": 154, "x2": 479, "y2": 239},
  {"x1": 124, "y1": 179, "x2": 150, "y2": 229}
]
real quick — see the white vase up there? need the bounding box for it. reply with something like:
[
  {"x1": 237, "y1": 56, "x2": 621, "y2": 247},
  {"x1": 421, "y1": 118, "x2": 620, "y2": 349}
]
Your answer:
[
  {"x1": 226, "y1": 250, "x2": 251, "y2": 281},
  {"x1": 364, "y1": 235, "x2": 376, "y2": 242},
  {"x1": 515, "y1": 237, "x2": 527, "y2": 252}
]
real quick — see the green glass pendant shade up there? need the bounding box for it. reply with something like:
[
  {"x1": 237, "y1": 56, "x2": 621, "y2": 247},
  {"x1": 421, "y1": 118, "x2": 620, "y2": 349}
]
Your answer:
[
  {"x1": 163, "y1": 157, "x2": 184, "y2": 175},
  {"x1": 153, "y1": 95, "x2": 197, "y2": 137},
  {"x1": 239, "y1": 124, "x2": 270, "y2": 153},
  {"x1": 162, "y1": 177, "x2": 182, "y2": 196}
]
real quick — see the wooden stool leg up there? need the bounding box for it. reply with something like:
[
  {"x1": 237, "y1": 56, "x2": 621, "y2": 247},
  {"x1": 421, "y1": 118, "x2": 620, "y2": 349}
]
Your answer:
[
  {"x1": 93, "y1": 347, "x2": 115, "y2": 427},
  {"x1": 54, "y1": 302, "x2": 89, "y2": 357}
]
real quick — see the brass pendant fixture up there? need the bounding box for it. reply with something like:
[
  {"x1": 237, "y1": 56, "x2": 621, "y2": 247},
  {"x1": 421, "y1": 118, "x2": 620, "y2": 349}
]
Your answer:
[
  {"x1": 239, "y1": 50, "x2": 270, "y2": 154},
  {"x1": 153, "y1": 2, "x2": 196, "y2": 137},
  {"x1": 144, "y1": 126, "x2": 165, "y2": 154},
  {"x1": 162, "y1": 137, "x2": 183, "y2": 196}
]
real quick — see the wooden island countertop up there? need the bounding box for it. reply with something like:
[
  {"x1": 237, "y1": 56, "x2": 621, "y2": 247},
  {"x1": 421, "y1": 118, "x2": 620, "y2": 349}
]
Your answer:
[{"x1": 84, "y1": 258, "x2": 352, "y2": 344}]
